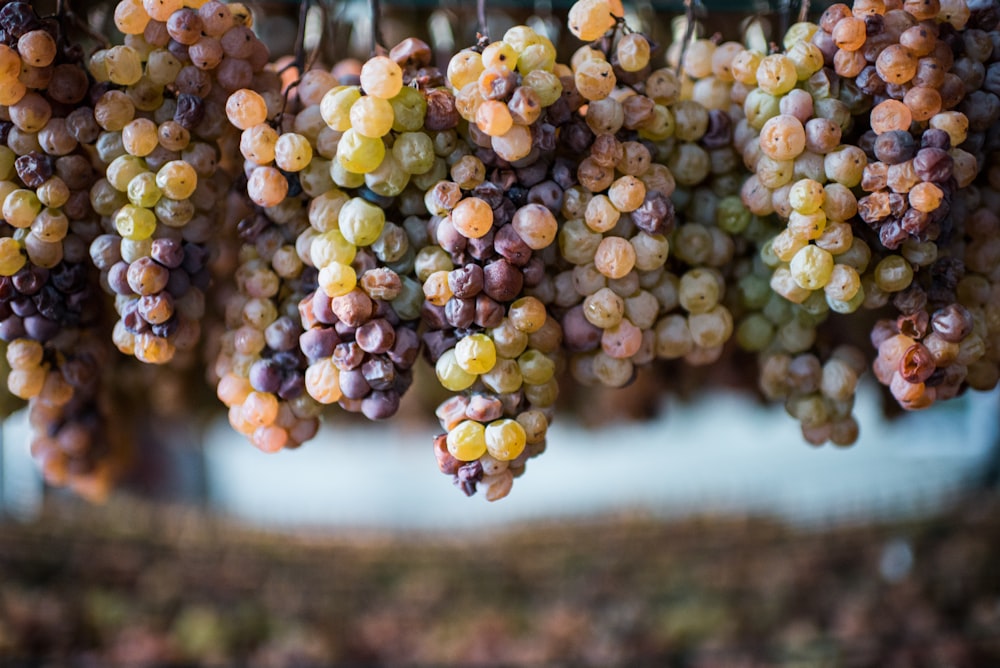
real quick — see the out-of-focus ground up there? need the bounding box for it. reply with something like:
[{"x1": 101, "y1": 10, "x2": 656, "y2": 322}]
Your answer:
[{"x1": 0, "y1": 385, "x2": 997, "y2": 665}]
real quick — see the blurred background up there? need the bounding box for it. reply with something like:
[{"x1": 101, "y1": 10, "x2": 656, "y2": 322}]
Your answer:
[
  {"x1": 4, "y1": 379, "x2": 999, "y2": 665},
  {"x1": 2, "y1": 0, "x2": 1000, "y2": 665}
]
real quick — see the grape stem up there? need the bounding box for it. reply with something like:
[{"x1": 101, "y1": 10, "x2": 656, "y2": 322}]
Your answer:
[
  {"x1": 675, "y1": 0, "x2": 696, "y2": 78},
  {"x1": 369, "y1": 0, "x2": 387, "y2": 56},
  {"x1": 276, "y1": 0, "x2": 325, "y2": 125},
  {"x1": 56, "y1": 0, "x2": 111, "y2": 51},
  {"x1": 798, "y1": 0, "x2": 811, "y2": 23},
  {"x1": 477, "y1": 0, "x2": 489, "y2": 44},
  {"x1": 778, "y1": 0, "x2": 791, "y2": 43},
  {"x1": 304, "y1": 1, "x2": 326, "y2": 72},
  {"x1": 293, "y1": 0, "x2": 310, "y2": 74}
]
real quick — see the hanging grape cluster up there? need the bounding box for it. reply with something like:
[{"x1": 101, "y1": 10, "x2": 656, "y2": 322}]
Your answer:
[{"x1": 1, "y1": 0, "x2": 999, "y2": 502}]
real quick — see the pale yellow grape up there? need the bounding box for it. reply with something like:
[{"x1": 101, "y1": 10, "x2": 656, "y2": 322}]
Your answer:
[
  {"x1": 274, "y1": 133, "x2": 313, "y2": 172},
  {"x1": 787, "y1": 40, "x2": 825, "y2": 80},
  {"x1": 455, "y1": 333, "x2": 497, "y2": 375},
  {"x1": 318, "y1": 261, "x2": 357, "y2": 298},
  {"x1": 523, "y1": 70, "x2": 562, "y2": 106},
  {"x1": 336, "y1": 128, "x2": 385, "y2": 174},
  {"x1": 929, "y1": 111, "x2": 969, "y2": 147},
  {"x1": 146, "y1": 49, "x2": 184, "y2": 86},
  {"x1": 106, "y1": 155, "x2": 148, "y2": 192},
  {"x1": 756, "y1": 54, "x2": 797, "y2": 96},
  {"x1": 481, "y1": 358, "x2": 523, "y2": 394},
  {"x1": 360, "y1": 56, "x2": 403, "y2": 99},
  {"x1": 447, "y1": 419, "x2": 487, "y2": 461},
  {"x1": 104, "y1": 45, "x2": 144, "y2": 86},
  {"x1": 0, "y1": 237, "x2": 25, "y2": 275},
  {"x1": 35, "y1": 180, "x2": 69, "y2": 209},
  {"x1": 517, "y1": 40, "x2": 557, "y2": 74},
  {"x1": 310, "y1": 229, "x2": 356, "y2": 268},
  {"x1": 338, "y1": 197, "x2": 385, "y2": 246},
  {"x1": 2, "y1": 189, "x2": 41, "y2": 228},
  {"x1": 484, "y1": 419, "x2": 527, "y2": 461},
  {"x1": 349, "y1": 95, "x2": 395, "y2": 138},
  {"x1": 711, "y1": 42, "x2": 744, "y2": 82},
  {"x1": 518, "y1": 349, "x2": 556, "y2": 384},
  {"x1": 308, "y1": 188, "x2": 349, "y2": 232},
  {"x1": 788, "y1": 178, "x2": 825, "y2": 213},
  {"x1": 503, "y1": 26, "x2": 543, "y2": 53},
  {"x1": 156, "y1": 160, "x2": 198, "y2": 200},
  {"x1": 114, "y1": 204, "x2": 157, "y2": 241},
  {"x1": 638, "y1": 105, "x2": 675, "y2": 142},
  {"x1": 454, "y1": 82, "x2": 483, "y2": 123},
  {"x1": 436, "y1": 349, "x2": 477, "y2": 392},
  {"x1": 320, "y1": 86, "x2": 361, "y2": 131},
  {"x1": 481, "y1": 41, "x2": 517, "y2": 70},
  {"x1": 447, "y1": 49, "x2": 485, "y2": 90},
  {"x1": 789, "y1": 244, "x2": 835, "y2": 290},
  {"x1": 389, "y1": 86, "x2": 427, "y2": 133},
  {"x1": 391, "y1": 132, "x2": 435, "y2": 175}
]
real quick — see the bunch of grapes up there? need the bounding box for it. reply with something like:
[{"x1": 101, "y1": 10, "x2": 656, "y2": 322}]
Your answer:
[
  {"x1": 0, "y1": 1, "x2": 132, "y2": 496},
  {"x1": 1, "y1": 0, "x2": 999, "y2": 503}
]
